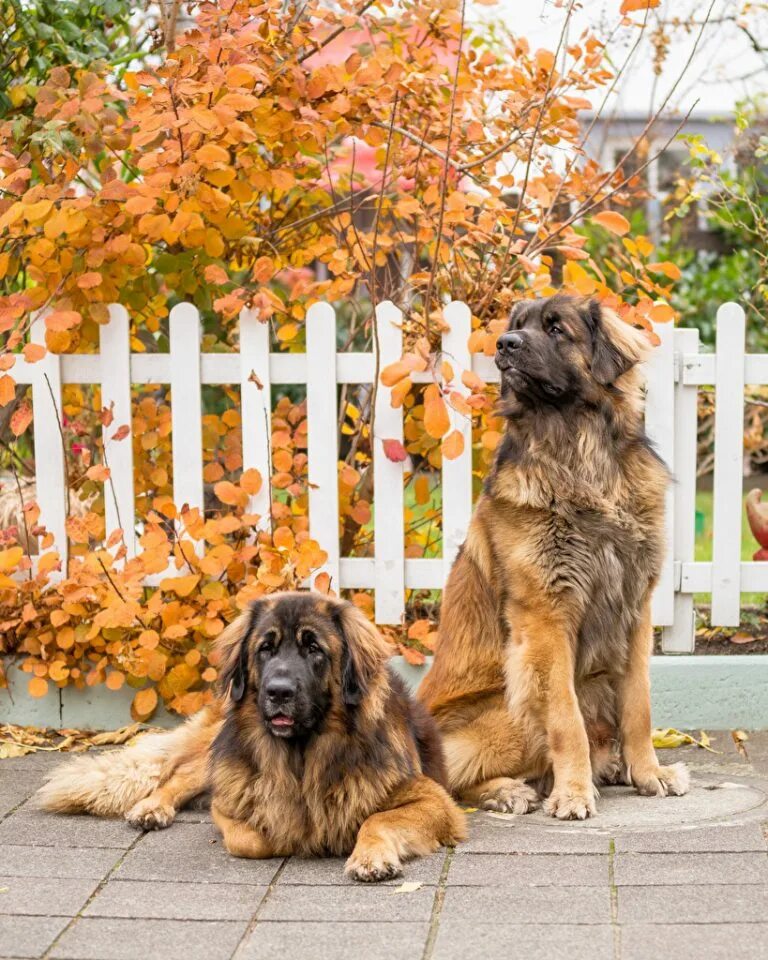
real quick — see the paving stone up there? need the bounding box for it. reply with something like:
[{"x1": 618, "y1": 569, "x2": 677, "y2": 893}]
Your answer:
[
  {"x1": 463, "y1": 814, "x2": 610, "y2": 853},
  {"x1": 84, "y1": 879, "x2": 266, "y2": 921},
  {"x1": 116, "y1": 823, "x2": 281, "y2": 885},
  {"x1": 614, "y1": 823, "x2": 767, "y2": 852},
  {"x1": 447, "y1": 852, "x2": 607, "y2": 886},
  {"x1": 621, "y1": 923, "x2": 768, "y2": 960},
  {"x1": 618, "y1": 883, "x2": 768, "y2": 924},
  {"x1": 260, "y1": 884, "x2": 435, "y2": 923},
  {"x1": 441, "y1": 885, "x2": 611, "y2": 924},
  {"x1": 0, "y1": 876, "x2": 99, "y2": 916},
  {"x1": 433, "y1": 923, "x2": 614, "y2": 960},
  {"x1": 0, "y1": 845, "x2": 124, "y2": 879},
  {"x1": 615, "y1": 851, "x2": 768, "y2": 885},
  {"x1": 279, "y1": 852, "x2": 445, "y2": 886},
  {"x1": 50, "y1": 917, "x2": 246, "y2": 960},
  {"x1": 0, "y1": 811, "x2": 137, "y2": 849},
  {"x1": 0, "y1": 915, "x2": 70, "y2": 959},
  {"x1": 238, "y1": 922, "x2": 429, "y2": 960}
]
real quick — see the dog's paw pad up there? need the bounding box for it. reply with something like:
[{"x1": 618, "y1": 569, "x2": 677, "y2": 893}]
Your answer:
[
  {"x1": 479, "y1": 779, "x2": 539, "y2": 815},
  {"x1": 126, "y1": 799, "x2": 175, "y2": 831}
]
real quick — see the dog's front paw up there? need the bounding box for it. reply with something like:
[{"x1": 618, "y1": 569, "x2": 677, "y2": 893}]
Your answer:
[
  {"x1": 543, "y1": 784, "x2": 596, "y2": 820},
  {"x1": 476, "y1": 778, "x2": 540, "y2": 815},
  {"x1": 126, "y1": 798, "x2": 176, "y2": 831},
  {"x1": 630, "y1": 762, "x2": 690, "y2": 798},
  {"x1": 345, "y1": 844, "x2": 402, "y2": 883}
]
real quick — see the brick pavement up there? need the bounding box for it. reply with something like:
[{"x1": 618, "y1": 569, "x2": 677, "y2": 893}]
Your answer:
[{"x1": 1, "y1": 732, "x2": 766, "y2": 960}]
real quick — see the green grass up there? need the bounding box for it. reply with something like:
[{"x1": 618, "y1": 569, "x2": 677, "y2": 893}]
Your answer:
[{"x1": 695, "y1": 490, "x2": 764, "y2": 605}]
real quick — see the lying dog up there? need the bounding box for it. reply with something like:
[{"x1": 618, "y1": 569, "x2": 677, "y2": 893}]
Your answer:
[
  {"x1": 37, "y1": 592, "x2": 464, "y2": 881},
  {"x1": 418, "y1": 294, "x2": 689, "y2": 818}
]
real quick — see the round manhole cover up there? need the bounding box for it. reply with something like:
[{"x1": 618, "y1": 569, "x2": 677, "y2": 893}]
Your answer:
[{"x1": 488, "y1": 779, "x2": 768, "y2": 833}]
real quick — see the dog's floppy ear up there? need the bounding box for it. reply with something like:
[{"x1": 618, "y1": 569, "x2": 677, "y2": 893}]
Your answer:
[
  {"x1": 216, "y1": 601, "x2": 265, "y2": 702},
  {"x1": 333, "y1": 602, "x2": 392, "y2": 709},
  {"x1": 587, "y1": 299, "x2": 634, "y2": 386}
]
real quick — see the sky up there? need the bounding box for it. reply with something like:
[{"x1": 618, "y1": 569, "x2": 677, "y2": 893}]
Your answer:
[{"x1": 469, "y1": 0, "x2": 768, "y2": 119}]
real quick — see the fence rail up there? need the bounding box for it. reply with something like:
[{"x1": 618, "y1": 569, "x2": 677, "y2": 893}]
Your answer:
[{"x1": 10, "y1": 300, "x2": 761, "y2": 651}]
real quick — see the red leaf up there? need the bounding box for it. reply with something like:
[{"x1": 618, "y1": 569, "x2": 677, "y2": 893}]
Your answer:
[{"x1": 382, "y1": 438, "x2": 407, "y2": 463}]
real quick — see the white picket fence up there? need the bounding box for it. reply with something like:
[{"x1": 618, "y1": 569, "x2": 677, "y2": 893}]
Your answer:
[{"x1": 9, "y1": 300, "x2": 762, "y2": 651}]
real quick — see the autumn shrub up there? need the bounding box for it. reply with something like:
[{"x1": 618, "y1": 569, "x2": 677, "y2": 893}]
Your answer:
[{"x1": 0, "y1": 0, "x2": 679, "y2": 718}]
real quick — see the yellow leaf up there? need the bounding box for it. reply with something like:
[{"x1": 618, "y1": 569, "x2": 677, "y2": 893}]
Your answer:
[
  {"x1": 0, "y1": 547, "x2": 23, "y2": 572},
  {"x1": 159, "y1": 575, "x2": 200, "y2": 597},
  {"x1": 563, "y1": 261, "x2": 596, "y2": 295}
]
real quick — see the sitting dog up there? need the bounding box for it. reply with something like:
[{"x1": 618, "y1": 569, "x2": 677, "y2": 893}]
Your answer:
[
  {"x1": 418, "y1": 294, "x2": 689, "y2": 818},
  {"x1": 38, "y1": 592, "x2": 464, "y2": 881}
]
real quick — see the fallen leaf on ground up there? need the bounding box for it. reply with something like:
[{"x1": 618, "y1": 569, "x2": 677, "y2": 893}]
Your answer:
[
  {"x1": 652, "y1": 728, "x2": 719, "y2": 753},
  {"x1": 0, "y1": 722, "x2": 161, "y2": 758},
  {"x1": 393, "y1": 881, "x2": 423, "y2": 893},
  {"x1": 732, "y1": 729, "x2": 750, "y2": 759}
]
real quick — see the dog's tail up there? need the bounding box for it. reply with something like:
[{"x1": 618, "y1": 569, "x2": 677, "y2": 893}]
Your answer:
[{"x1": 35, "y1": 706, "x2": 217, "y2": 818}]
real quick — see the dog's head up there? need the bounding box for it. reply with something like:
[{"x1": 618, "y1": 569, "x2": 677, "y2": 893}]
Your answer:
[
  {"x1": 495, "y1": 294, "x2": 650, "y2": 408},
  {"x1": 217, "y1": 592, "x2": 391, "y2": 740}
]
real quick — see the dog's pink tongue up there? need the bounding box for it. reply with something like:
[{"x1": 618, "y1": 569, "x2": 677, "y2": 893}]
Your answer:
[{"x1": 271, "y1": 716, "x2": 294, "y2": 727}]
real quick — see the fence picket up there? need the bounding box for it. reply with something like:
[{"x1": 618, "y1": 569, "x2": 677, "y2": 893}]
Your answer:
[
  {"x1": 169, "y1": 303, "x2": 204, "y2": 555},
  {"x1": 30, "y1": 314, "x2": 68, "y2": 577},
  {"x1": 373, "y1": 301, "x2": 405, "y2": 625},
  {"x1": 645, "y1": 320, "x2": 675, "y2": 626},
  {"x1": 306, "y1": 302, "x2": 340, "y2": 591},
  {"x1": 239, "y1": 308, "x2": 272, "y2": 528},
  {"x1": 441, "y1": 301, "x2": 473, "y2": 581},
  {"x1": 661, "y1": 328, "x2": 700, "y2": 652},
  {"x1": 100, "y1": 305, "x2": 136, "y2": 557},
  {"x1": 711, "y1": 302, "x2": 746, "y2": 625}
]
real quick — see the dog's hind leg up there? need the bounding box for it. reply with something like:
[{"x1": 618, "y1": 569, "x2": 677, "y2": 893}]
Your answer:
[
  {"x1": 619, "y1": 598, "x2": 689, "y2": 799},
  {"x1": 345, "y1": 776, "x2": 466, "y2": 883},
  {"x1": 441, "y1": 705, "x2": 544, "y2": 814}
]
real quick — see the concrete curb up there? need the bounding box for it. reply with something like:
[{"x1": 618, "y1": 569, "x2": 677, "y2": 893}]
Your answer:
[{"x1": 2, "y1": 655, "x2": 768, "y2": 730}]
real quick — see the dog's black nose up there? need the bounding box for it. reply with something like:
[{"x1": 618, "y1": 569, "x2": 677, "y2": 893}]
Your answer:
[
  {"x1": 265, "y1": 677, "x2": 296, "y2": 704},
  {"x1": 497, "y1": 332, "x2": 524, "y2": 353}
]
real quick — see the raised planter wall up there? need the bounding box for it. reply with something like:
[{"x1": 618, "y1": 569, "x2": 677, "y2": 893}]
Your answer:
[{"x1": 3, "y1": 656, "x2": 768, "y2": 731}]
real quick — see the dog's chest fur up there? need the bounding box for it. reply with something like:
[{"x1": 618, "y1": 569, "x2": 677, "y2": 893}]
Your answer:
[
  {"x1": 212, "y1": 710, "x2": 417, "y2": 856},
  {"x1": 485, "y1": 409, "x2": 667, "y2": 676}
]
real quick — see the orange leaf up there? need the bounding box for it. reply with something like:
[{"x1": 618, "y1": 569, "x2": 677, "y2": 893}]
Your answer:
[
  {"x1": 10, "y1": 401, "x2": 32, "y2": 437},
  {"x1": 132, "y1": 687, "x2": 158, "y2": 721},
  {"x1": 442, "y1": 429, "x2": 465, "y2": 460},
  {"x1": 649, "y1": 302, "x2": 675, "y2": 323},
  {"x1": 381, "y1": 361, "x2": 412, "y2": 387},
  {"x1": 29, "y1": 676, "x2": 49, "y2": 698},
  {"x1": 620, "y1": 0, "x2": 660, "y2": 13},
  {"x1": 22, "y1": 343, "x2": 46, "y2": 363},
  {"x1": 214, "y1": 480, "x2": 248, "y2": 507},
  {"x1": 592, "y1": 210, "x2": 630, "y2": 236},
  {"x1": 0, "y1": 375, "x2": 15, "y2": 406},
  {"x1": 424, "y1": 397, "x2": 450, "y2": 439},
  {"x1": 77, "y1": 272, "x2": 102, "y2": 289},
  {"x1": 240, "y1": 468, "x2": 262, "y2": 496}
]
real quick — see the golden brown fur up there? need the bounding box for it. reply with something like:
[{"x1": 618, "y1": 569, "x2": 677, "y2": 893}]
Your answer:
[
  {"x1": 418, "y1": 294, "x2": 689, "y2": 819},
  {"x1": 209, "y1": 593, "x2": 464, "y2": 880},
  {"x1": 38, "y1": 592, "x2": 464, "y2": 882}
]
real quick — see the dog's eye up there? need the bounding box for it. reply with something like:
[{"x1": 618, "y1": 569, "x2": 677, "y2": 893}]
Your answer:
[
  {"x1": 549, "y1": 323, "x2": 564, "y2": 337},
  {"x1": 301, "y1": 630, "x2": 323, "y2": 656}
]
